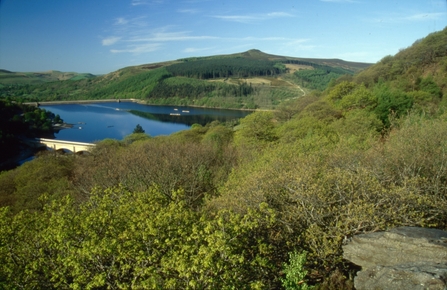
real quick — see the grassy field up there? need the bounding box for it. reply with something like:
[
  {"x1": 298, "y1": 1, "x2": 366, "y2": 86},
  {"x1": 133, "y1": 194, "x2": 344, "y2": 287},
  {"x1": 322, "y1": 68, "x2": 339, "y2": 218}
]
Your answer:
[{"x1": 285, "y1": 63, "x2": 315, "y2": 73}]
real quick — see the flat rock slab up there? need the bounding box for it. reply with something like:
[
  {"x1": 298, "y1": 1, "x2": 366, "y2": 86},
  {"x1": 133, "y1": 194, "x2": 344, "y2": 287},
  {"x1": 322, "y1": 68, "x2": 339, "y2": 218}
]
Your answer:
[
  {"x1": 343, "y1": 227, "x2": 447, "y2": 269},
  {"x1": 355, "y1": 262, "x2": 447, "y2": 290}
]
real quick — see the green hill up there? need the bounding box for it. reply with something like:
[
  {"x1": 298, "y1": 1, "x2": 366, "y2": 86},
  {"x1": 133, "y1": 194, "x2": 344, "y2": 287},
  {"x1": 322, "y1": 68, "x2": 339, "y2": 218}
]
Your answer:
[
  {"x1": 179, "y1": 49, "x2": 370, "y2": 72},
  {"x1": 1, "y1": 27, "x2": 447, "y2": 289},
  {"x1": 0, "y1": 50, "x2": 371, "y2": 109},
  {"x1": 0, "y1": 70, "x2": 96, "y2": 85}
]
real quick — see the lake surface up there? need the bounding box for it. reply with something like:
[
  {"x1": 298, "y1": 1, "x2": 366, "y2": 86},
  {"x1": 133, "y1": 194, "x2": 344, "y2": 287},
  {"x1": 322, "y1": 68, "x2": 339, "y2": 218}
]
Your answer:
[{"x1": 40, "y1": 102, "x2": 251, "y2": 143}]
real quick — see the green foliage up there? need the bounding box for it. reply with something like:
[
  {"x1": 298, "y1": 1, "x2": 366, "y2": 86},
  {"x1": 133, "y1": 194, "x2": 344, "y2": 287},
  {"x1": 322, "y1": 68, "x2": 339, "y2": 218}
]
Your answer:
[
  {"x1": 281, "y1": 251, "x2": 313, "y2": 290},
  {"x1": 234, "y1": 111, "x2": 277, "y2": 150},
  {"x1": 73, "y1": 136, "x2": 237, "y2": 208},
  {"x1": 166, "y1": 57, "x2": 283, "y2": 79},
  {"x1": 128, "y1": 109, "x2": 158, "y2": 120},
  {"x1": 299, "y1": 99, "x2": 342, "y2": 123},
  {"x1": 326, "y1": 81, "x2": 357, "y2": 103},
  {"x1": 373, "y1": 84, "x2": 413, "y2": 127},
  {"x1": 337, "y1": 84, "x2": 377, "y2": 110},
  {"x1": 355, "y1": 27, "x2": 447, "y2": 93},
  {"x1": 418, "y1": 75, "x2": 442, "y2": 98},
  {"x1": 2, "y1": 29, "x2": 447, "y2": 288},
  {"x1": 0, "y1": 70, "x2": 96, "y2": 85},
  {"x1": 329, "y1": 109, "x2": 382, "y2": 148},
  {"x1": 86, "y1": 67, "x2": 171, "y2": 100},
  {"x1": 0, "y1": 186, "x2": 283, "y2": 289},
  {"x1": 132, "y1": 124, "x2": 145, "y2": 134},
  {"x1": 275, "y1": 95, "x2": 319, "y2": 122},
  {"x1": 122, "y1": 132, "x2": 151, "y2": 144},
  {"x1": 211, "y1": 115, "x2": 447, "y2": 277},
  {"x1": 293, "y1": 66, "x2": 352, "y2": 91},
  {"x1": 274, "y1": 62, "x2": 287, "y2": 73},
  {"x1": 2, "y1": 100, "x2": 447, "y2": 287},
  {"x1": 0, "y1": 154, "x2": 76, "y2": 213},
  {"x1": 202, "y1": 123, "x2": 234, "y2": 149},
  {"x1": 275, "y1": 115, "x2": 337, "y2": 147},
  {"x1": 0, "y1": 67, "x2": 171, "y2": 102},
  {"x1": 0, "y1": 52, "x2": 365, "y2": 110},
  {"x1": 0, "y1": 99, "x2": 62, "y2": 166},
  {"x1": 145, "y1": 76, "x2": 257, "y2": 109},
  {"x1": 408, "y1": 90, "x2": 439, "y2": 113},
  {"x1": 366, "y1": 113, "x2": 447, "y2": 198}
]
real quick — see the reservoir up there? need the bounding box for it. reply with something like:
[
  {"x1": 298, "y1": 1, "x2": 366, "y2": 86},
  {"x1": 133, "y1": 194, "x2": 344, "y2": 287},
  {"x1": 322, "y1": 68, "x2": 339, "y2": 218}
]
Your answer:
[{"x1": 40, "y1": 101, "x2": 251, "y2": 143}]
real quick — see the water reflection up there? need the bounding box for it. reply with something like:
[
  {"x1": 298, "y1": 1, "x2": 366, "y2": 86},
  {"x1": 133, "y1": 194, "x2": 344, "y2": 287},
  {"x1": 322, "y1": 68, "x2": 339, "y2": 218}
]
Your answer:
[{"x1": 41, "y1": 102, "x2": 251, "y2": 143}]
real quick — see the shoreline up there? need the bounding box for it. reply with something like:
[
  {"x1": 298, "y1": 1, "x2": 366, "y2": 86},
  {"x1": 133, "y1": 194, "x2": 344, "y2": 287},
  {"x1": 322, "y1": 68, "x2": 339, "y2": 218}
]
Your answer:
[
  {"x1": 25, "y1": 98, "x2": 260, "y2": 112},
  {"x1": 24, "y1": 98, "x2": 142, "y2": 106}
]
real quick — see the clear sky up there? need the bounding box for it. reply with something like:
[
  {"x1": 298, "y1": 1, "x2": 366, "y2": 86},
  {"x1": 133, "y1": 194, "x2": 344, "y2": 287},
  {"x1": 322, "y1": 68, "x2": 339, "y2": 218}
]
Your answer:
[{"x1": 1, "y1": 0, "x2": 446, "y2": 74}]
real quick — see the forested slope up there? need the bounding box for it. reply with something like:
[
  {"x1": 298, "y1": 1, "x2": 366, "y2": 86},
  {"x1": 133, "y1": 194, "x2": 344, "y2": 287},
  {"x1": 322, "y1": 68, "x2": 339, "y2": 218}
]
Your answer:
[
  {"x1": 0, "y1": 50, "x2": 370, "y2": 109},
  {"x1": 1, "y1": 28, "x2": 447, "y2": 289},
  {"x1": 0, "y1": 69, "x2": 96, "y2": 85},
  {"x1": 0, "y1": 99, "x2": 63, "y2": 169}
]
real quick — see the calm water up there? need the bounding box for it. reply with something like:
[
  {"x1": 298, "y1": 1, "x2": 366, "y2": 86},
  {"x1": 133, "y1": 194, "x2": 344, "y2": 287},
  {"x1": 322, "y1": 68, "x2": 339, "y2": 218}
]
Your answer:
[{"x1": 41, "y1": 102, "x2": 250, "y2": 143}]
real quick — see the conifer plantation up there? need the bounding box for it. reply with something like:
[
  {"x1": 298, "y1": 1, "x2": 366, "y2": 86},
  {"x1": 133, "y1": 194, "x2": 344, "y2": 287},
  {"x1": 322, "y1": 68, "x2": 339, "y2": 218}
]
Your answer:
[{"x1": 1, "y1": 27, "x2": 447, "y2": 289}]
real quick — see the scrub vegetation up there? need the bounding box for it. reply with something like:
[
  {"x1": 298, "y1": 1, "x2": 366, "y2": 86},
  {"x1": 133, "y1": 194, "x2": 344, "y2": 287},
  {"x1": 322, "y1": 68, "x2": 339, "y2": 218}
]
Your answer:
[{"x1": 1, "y1": 27, "x2": 447, "y2": 289}]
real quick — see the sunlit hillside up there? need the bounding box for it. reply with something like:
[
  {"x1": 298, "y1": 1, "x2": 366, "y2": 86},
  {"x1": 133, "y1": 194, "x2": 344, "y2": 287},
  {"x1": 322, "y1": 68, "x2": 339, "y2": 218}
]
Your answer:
[
  {"x1": 1, "y1": 27, "x2": 447, "y2": 289},
  {"x1": 0, "y1": 50, "x2": 371, "y2": 110}
]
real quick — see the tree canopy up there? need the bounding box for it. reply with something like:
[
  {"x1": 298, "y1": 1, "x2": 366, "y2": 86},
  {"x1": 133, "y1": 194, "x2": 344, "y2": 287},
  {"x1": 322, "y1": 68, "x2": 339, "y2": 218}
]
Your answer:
[
  {"x1": 1, "y1": 26, "x2": 447, "y2": 289},
  {"x1": 132, "y1": 124, "x2": 145, "y2": 134}
]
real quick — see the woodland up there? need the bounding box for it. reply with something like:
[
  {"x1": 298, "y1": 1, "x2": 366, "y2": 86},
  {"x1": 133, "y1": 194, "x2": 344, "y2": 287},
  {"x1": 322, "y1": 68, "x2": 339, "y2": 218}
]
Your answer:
[
  {"x1": 0, "y1": 27, "x2": 447, "y2": 289},
  {"x1": 0, "y1": 100, "x2": 62, "y2": 169},
  {"x1": 0, "y1": 49, "x2": 367, "y2": 110}
]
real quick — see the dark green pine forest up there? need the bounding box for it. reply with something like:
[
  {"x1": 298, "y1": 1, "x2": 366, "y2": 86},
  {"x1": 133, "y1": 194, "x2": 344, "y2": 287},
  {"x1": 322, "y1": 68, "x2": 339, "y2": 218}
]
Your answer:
[{"x1": 1, "y1": 27, "x2": 447, "y2": 289}]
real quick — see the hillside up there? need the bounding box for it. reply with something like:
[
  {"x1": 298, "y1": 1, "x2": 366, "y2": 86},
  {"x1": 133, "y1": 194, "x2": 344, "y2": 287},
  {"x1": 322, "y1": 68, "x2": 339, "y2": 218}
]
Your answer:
[
  {"x1": 178, "y1": 49, "x2": 370, "y2": 72},
  {"x1": 0, "y1": 50, "x2": 371, "y2": 109},
  {"x1": 0, "y1": 70, "x2": 96, "y2": 85},
  {"x1": 355, "y1": 28, "x2": 447, "y2": 90},
  {"x1": 1, "y1": 27, "x2": 447, "y2": 289},
  {"x1": 348, "y1": 26, "x2": 447, "y2": 120}
]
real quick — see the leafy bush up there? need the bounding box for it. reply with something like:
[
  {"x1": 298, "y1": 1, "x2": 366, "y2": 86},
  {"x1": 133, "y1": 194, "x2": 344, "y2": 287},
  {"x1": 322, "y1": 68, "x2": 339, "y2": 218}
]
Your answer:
[
  {"x1": 293, "y1": 66, "x2": 352, "y2": 91},
  {"x1": 281, "y1": 251, "x2": 313, "y2": 290},
  {"x1": 0, "y1": 186, "x2": 284, "y2": 289}
]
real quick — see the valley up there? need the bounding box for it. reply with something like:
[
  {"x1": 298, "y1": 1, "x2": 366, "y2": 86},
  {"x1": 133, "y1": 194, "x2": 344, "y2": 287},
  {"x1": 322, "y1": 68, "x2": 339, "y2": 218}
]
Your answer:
[{"x1": 1, "y1": 27, "x2": 447, "y2": 289}]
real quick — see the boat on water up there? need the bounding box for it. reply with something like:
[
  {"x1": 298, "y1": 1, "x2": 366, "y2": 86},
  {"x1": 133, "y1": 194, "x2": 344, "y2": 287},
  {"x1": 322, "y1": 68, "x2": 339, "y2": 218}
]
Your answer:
[{"x1": 182, "y1": 110, "x2": 190, "y2": 113}]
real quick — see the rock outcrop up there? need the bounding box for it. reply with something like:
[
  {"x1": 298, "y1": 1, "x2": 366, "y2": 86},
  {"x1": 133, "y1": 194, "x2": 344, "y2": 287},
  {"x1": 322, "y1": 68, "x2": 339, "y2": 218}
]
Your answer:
[{"x1": 343, "y1": 227, "x2": 447, "y2": 290}]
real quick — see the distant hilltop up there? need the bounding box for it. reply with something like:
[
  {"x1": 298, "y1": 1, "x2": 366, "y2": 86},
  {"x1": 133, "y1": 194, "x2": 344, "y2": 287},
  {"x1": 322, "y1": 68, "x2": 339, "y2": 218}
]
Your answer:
[
  {"x1": 0, "y1": 48, "x2": 375, "y2": 110},
  {"x1": 175, "y1": 49, "x2": 372, "y2": 73},
  {"x1": 0, "y1": 49, "x2": 372, "y2": 82},
  {"x1": 0, "y1": 69, "x2": 96, "y2": 85}
]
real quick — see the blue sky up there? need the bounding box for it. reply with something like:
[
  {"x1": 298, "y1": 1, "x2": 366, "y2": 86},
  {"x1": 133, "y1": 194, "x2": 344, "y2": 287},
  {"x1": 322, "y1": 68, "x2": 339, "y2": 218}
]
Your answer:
[{"x1": 1, "y1": 0, "x2": 446, "y2": 74}]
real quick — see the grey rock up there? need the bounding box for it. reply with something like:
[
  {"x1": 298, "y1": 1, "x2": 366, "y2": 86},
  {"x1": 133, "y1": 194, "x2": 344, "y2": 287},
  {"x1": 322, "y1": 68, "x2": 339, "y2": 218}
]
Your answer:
[
  {"x1": 343, "y1": 227, "x2": 447, "y2": 269},
  {"x1": 355, "y1": 262, "x2": 447, "y2": 290},
  {"x1": 342, "y1": 227, "x2": 447, "y2": 290}
]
